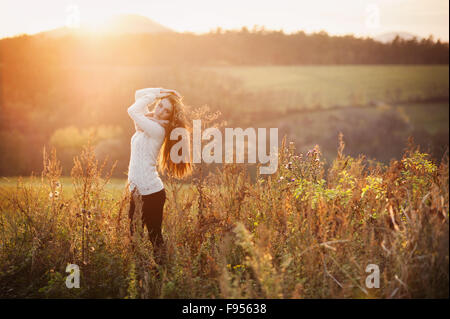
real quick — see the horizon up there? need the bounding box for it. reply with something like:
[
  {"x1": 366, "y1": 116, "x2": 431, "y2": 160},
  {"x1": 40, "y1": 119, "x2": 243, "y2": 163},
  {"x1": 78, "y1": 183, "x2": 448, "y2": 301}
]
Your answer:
[{"x1": 0, "y1": 0, "x2": 448, "y2": 41}]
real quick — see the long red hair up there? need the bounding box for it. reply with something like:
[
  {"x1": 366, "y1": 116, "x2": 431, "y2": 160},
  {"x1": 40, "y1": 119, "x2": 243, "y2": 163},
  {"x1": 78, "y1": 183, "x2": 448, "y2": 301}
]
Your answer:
[{"x1": 158, "y1": 95, "x2": 193, "y2": 179}]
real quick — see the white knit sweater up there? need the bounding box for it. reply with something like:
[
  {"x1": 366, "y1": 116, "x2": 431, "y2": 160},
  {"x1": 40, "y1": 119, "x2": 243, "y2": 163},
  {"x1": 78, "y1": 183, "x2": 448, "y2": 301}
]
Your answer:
[{"x1": 127, "y1": 88, "x2": 166, "y2": 195}]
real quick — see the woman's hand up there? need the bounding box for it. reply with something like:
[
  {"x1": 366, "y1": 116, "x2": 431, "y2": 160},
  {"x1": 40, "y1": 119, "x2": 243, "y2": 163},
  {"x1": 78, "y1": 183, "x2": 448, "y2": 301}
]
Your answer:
[
  {"x1": 159, "y1": 88, "x2": 182, "y2": 99},
  {"x1": 156, "y1": 92, "x2": 173, "y2": 100}
]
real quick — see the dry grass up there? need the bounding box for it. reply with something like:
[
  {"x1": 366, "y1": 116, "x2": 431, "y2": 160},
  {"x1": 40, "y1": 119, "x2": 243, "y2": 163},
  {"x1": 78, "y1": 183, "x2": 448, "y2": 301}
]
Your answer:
[{"x1": 0, "y1": 135, "x2": 448, "y2": 298}]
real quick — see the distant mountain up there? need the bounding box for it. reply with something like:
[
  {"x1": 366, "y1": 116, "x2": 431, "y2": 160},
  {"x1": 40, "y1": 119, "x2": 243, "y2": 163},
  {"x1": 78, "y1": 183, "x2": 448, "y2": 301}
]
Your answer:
[
  {"x1": 99, "y1": 14, "x2": 174, "y2": 34},
  {"x1": 374, "y1": 32, "x2": 423, "y2": 43},
  {"x1": 37, "y1": 14, "x2": 174, "y2": 38}
]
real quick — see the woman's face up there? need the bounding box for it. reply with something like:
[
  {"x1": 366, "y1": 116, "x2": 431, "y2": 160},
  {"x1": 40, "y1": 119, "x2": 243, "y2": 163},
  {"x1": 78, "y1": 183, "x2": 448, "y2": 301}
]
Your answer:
[{"x1": 155, "y1": 98, "x2": 173, "y2": 120}]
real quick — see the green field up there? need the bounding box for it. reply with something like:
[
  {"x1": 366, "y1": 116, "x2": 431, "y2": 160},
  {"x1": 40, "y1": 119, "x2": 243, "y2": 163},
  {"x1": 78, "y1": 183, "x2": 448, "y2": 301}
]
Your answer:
[{"x1": 207, "y1": 65, "x2": 449, "y2": 109}]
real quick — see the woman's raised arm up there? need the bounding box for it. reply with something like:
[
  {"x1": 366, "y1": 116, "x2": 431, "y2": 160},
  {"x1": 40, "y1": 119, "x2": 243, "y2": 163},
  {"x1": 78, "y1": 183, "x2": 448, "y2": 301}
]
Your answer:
[
  {"x1": 127, "y1": 93, "x2": 166, "y2": 137},
  {"x1": 135, "y1": 87, "x2": 182, "y2": 101},
  {"x1": 135, "y1": 88, "x2": 162, "y2": 101}
]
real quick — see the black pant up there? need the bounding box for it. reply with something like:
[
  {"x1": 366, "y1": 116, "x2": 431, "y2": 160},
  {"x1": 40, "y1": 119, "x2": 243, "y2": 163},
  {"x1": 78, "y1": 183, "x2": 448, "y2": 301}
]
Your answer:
[{"x1": 128, "y1": 188, "x2": 166, "y2": 249}]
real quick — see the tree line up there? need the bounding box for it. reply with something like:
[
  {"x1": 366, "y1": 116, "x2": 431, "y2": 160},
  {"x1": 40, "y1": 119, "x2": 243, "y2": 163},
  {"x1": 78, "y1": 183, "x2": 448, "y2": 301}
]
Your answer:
[{"x1": 0, "y1": 28, "x2": 448, "y2": 66}]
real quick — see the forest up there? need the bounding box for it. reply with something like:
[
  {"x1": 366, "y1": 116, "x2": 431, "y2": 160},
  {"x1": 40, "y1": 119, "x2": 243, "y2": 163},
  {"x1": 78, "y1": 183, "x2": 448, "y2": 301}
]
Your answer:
[{"x1": 0, "y1": 28, "x2": 448, "y2": 67}]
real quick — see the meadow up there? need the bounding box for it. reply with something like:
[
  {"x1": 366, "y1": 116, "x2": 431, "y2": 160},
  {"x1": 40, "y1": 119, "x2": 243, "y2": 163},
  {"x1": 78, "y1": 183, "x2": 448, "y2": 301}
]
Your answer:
[
  {"x1": 0, "y1": 137, "x2": 448, "y2": 298},
  {"x1": 206, "y1": 65, "x2": 449, "y2": 110},
  {"x1": 0, "y1": 63, "x2": 448, "y2": 298}
]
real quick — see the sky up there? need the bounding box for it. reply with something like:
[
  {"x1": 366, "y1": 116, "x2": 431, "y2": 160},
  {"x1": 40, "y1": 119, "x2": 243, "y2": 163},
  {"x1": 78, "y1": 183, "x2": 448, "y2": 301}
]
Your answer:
[{"x1": 0, "y1": 0, "x2": 448, "y2": 41}]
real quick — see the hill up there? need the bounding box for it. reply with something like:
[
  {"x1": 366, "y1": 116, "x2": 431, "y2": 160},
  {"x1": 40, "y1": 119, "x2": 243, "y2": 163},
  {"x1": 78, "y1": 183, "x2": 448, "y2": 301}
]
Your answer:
[{"x1": 36, "y1": 14, "x2": 174, "y2": 38}]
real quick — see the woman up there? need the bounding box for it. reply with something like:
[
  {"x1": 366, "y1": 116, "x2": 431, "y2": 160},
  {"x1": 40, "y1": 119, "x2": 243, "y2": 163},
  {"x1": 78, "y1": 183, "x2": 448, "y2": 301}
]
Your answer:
[{"x1": 127, "y1": 87, "x2": 192, "y2": 255}]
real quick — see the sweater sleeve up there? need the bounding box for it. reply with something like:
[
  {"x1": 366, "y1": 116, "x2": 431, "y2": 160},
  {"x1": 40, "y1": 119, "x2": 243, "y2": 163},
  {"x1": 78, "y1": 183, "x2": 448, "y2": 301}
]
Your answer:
[
  {"x1": 127, "y1": 93, "x2": 164, "y2": 137},
  {"x1": 135, "y1": 88, "x2": 161, "y2": 101}
]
